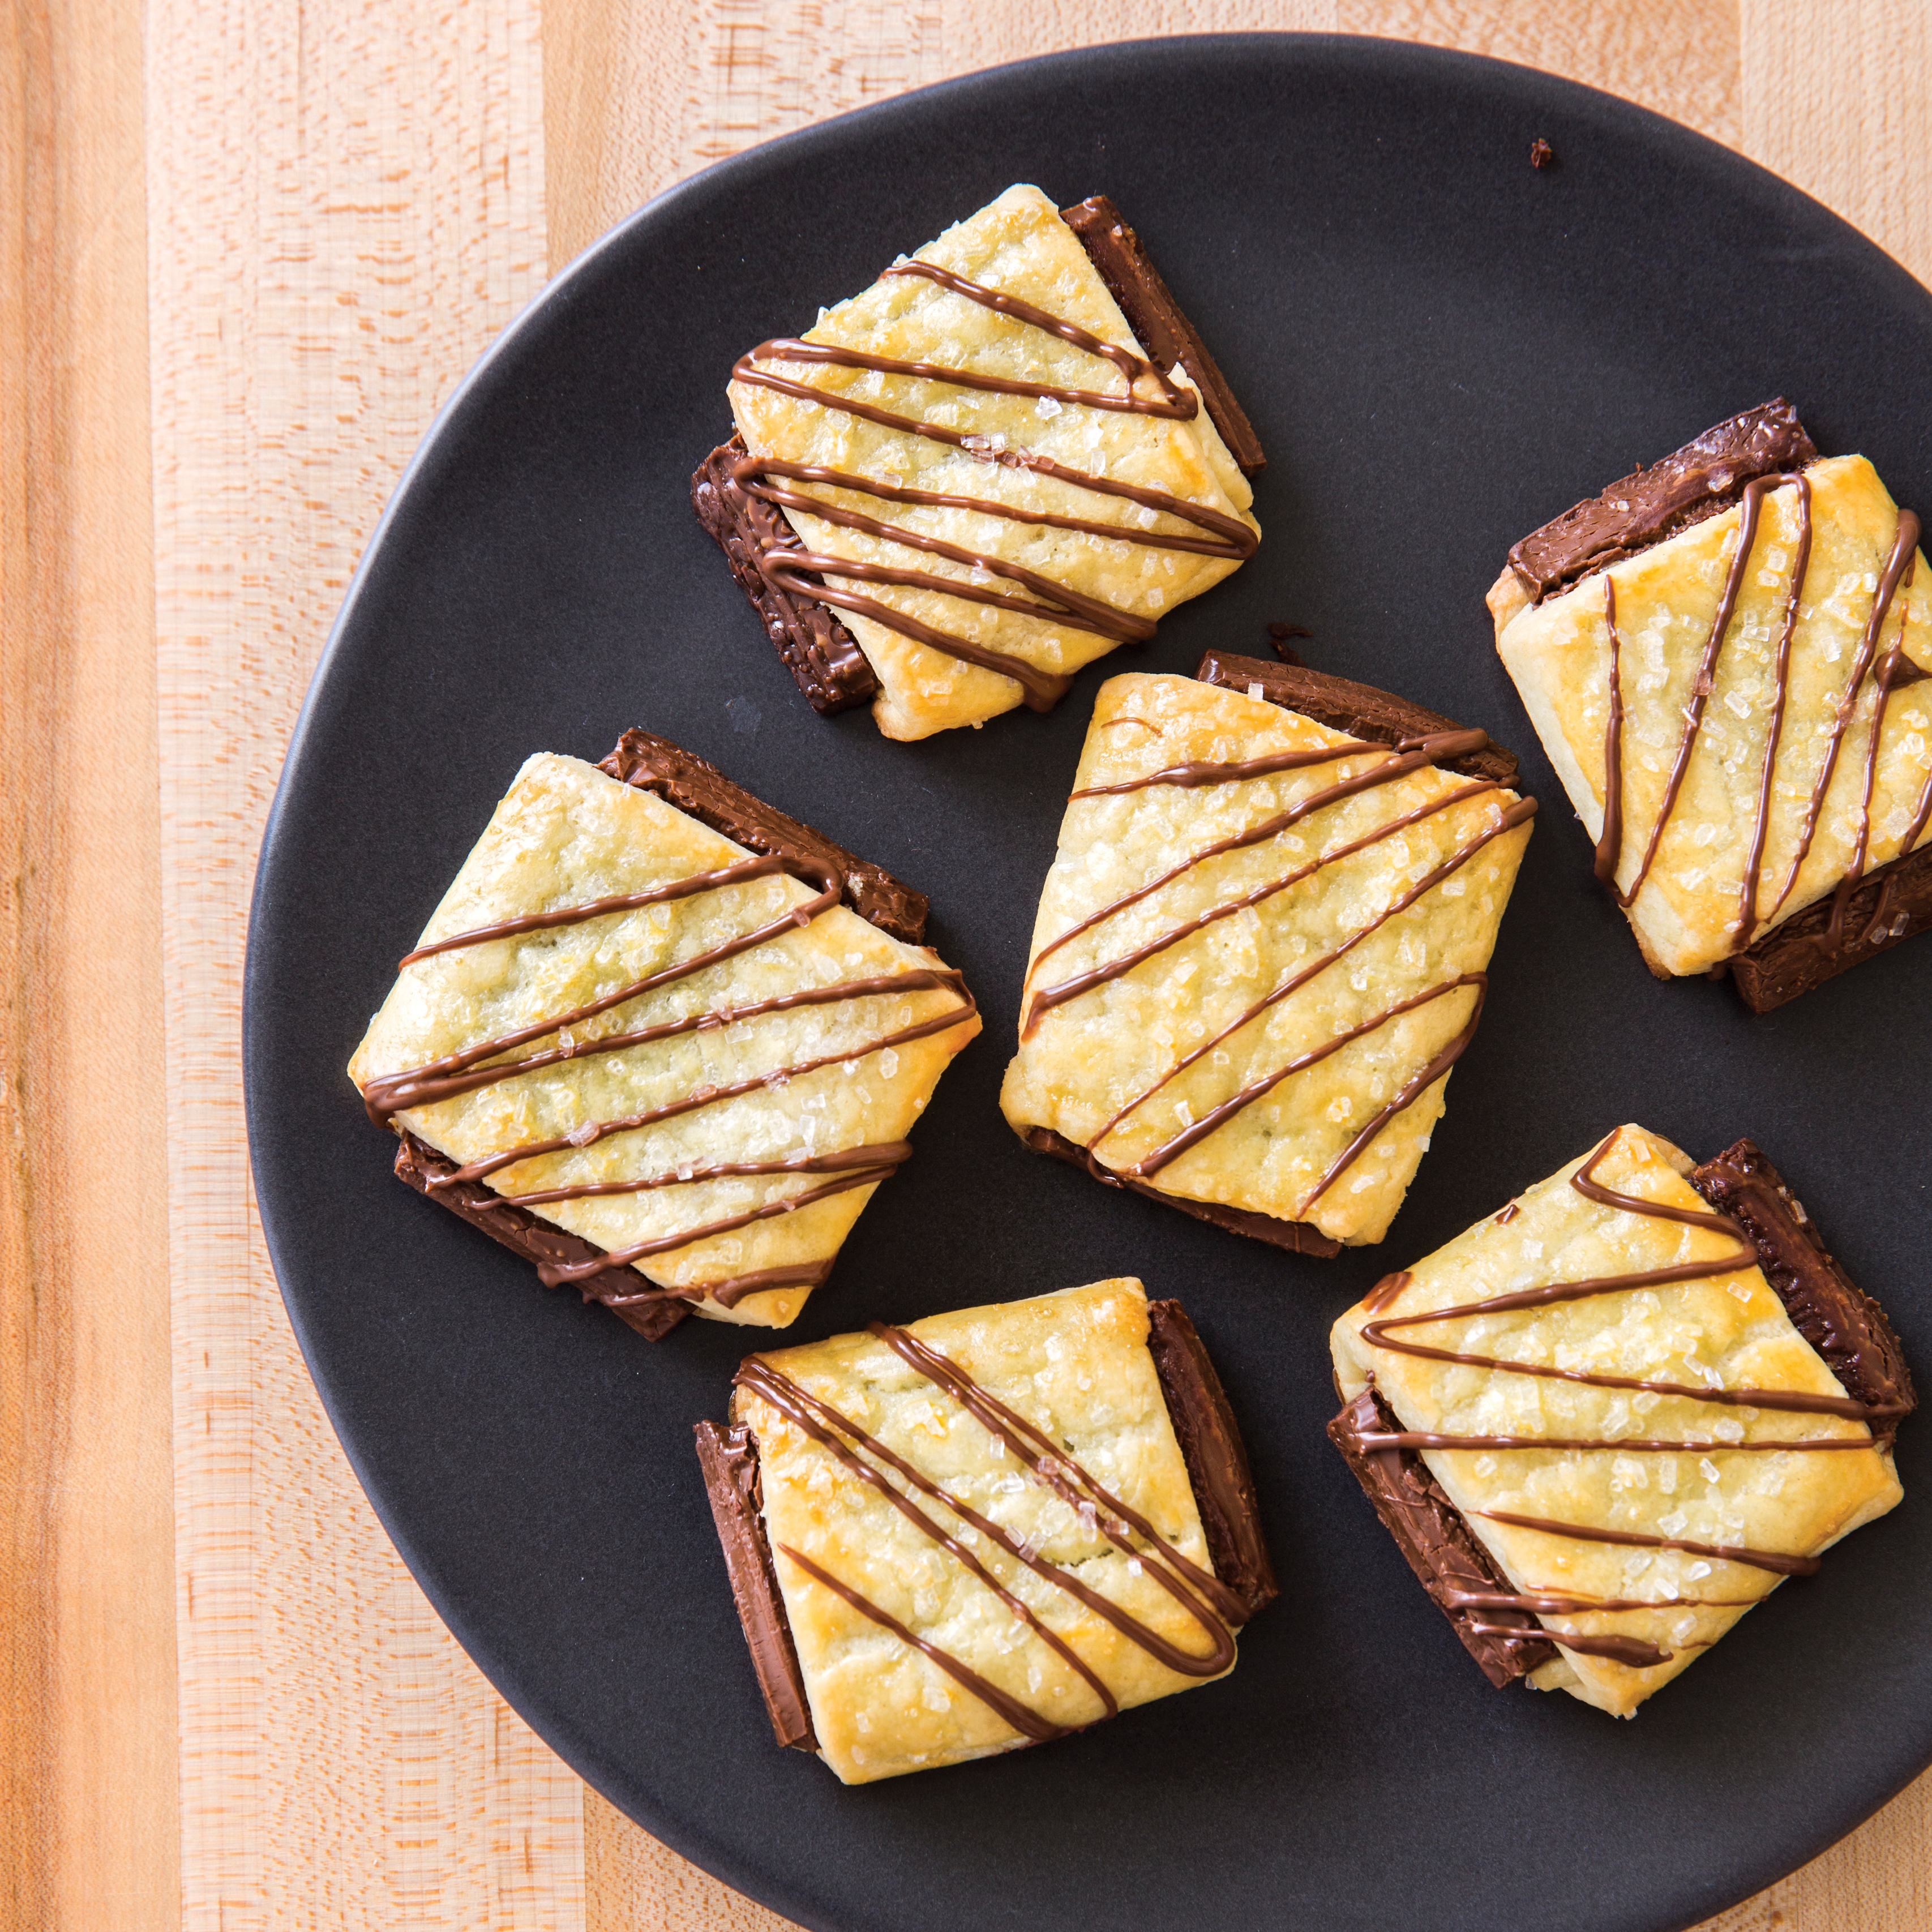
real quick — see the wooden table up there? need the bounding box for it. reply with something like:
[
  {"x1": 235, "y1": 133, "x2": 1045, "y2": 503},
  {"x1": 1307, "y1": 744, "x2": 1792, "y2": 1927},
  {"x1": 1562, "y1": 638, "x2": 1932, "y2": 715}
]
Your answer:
[{"x1": 6, "y1": 1, "x2": 1931, "y2": 1924}]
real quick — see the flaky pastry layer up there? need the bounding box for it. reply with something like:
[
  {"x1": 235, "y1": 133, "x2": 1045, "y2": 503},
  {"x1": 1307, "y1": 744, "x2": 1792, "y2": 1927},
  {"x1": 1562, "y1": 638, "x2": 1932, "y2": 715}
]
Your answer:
[
  {"x1": 1000, "y1": 674, "x2": 1532, "y2": 1245},
  {"x1": 348, "y1": 754, "x2": 978, "y2": 1326},
  {"x1": 1495, "y1": 455, "x2": 1932, "y2": 976},
  {"x1": 1330, "y1": 1124, "x2": 1901, "y2": 1717},
  {"x1": 736, "y1": 1279, "x2": 1232, "y2": 1783},
  {"x1": 728, "y1": 185, "x2": 1257, "y2": 740}
]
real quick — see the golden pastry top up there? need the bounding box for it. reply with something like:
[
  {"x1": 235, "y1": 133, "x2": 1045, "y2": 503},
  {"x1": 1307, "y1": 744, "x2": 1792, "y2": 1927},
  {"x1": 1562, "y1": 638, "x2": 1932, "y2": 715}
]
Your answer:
[
  {"x1": 1331, "y1": 1124, "x2": 1902, "y2": 1716},
  {"x1": 737, "y1": 1278, "x2": 1235, "y2": 1782},
  {"x1": 349, "y1": 753, "x2": 978, "y2": 1326},
  {"x1": 728, "y1": 185, "x2": 1258, "y2": 740},
  {"x1": 1001, "y1": 674, "x2": 1533, "y2": 1245}
]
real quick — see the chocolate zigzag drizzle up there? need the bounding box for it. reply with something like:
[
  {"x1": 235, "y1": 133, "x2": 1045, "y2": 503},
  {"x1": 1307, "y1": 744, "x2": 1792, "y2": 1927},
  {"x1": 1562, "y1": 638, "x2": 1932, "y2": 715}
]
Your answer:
[
  {"x1": 729, "y1": 259, "x2": 1257, "y2": 710},
  {"x1": 1351, "y1": 1130, "x2": 1909, "y2": 1668},
  {"x1": 1021, "y1": 727, "x2": 1533, "y2": 1216},
  {"x1": 738, "y1": 1322, "x2": 1244, "y2": 1746},
  {"x1": 362, "y1": 853, "x2": 975, "y2": 1309},
  {"x1": 1590, "y1": 474, "x2": 1927, "y2": 950}
]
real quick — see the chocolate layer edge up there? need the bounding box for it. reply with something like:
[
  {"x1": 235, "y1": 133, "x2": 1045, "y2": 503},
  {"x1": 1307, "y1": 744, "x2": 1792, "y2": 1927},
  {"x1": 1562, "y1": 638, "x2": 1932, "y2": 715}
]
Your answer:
[
  {"x1": 1327, "y1": 1382, "x2": 1556, "y2": 1687},
  {"x1": 691, "y1": 437, "x2": 880, "y2": 717},
  {"x1": 393, "y1": 1126, "x2": 689, "y2": 1341},
  {"x1": 1195, "y1": 648, "x2": 1520, "y2": 789},
  {"x1": 1727, "y1": 839, "x2": 1932, "y2": 1012},
  {"x1": 1145, "y1": 1300, "x2": 1279, "y2": 1620},
  {"x1": 1507, "y1": 399, "x2": 1818, "y2": 604},
  {"x1": 1691, "y1": 1138, "x2": 1916, "y2": 1443},
  {"x1": 1058, "y1": 195, "x2": 1266, "y2": 475},
  {"x1": 599, "y1": 726, "x2": 928, "y2": 943},
  {"x1": 694, "y1": 1420, "x2": 819, "y2": 1749},
  {"x1": 1019, "y1": 1125, "x2": 1343, "y2": 1258}
]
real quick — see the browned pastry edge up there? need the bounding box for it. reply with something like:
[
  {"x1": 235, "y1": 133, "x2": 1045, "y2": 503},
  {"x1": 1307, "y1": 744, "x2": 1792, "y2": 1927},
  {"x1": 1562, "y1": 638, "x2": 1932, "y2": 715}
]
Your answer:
[
  {"x1": 598, "y1": 726, "x2": 928, "y2": 943},
  {"x1": 693, "y1": 1420, "x2": 819, "y2": 1748},
  {"x1": 1506, "y1": 399, "x2": 1818, "y2": 603},
  {"x1": 694, "y1": 195, "x2": 1264, "y2": 712},
  {"x1": 1691, "y1": 1138, "x2": 1917, "y2": 1444},
  {"x1": 1144, "y1": 1300, "x2": 1279, "y2": 1618},
  {"x1": 697, "y1": 1295, "x2": 1271, "y2": 1751},
  {"x1": 1725, "y1": 839, "x2": 1932, "y2": 1012},
  {"x1": 1194, "y1": 648, "x2": 1521, "y2": 789},
  {"x1": 393, "y1": 1126, "x2": 689, "y2": 1341},
  {"x1": 1019, "y1": 1124, "x2": 1343, "y2": 1258},
  {"x1": 1326, "y1": 1382, "x2": 1556, "y2": 1687},
  {"x1": 1057, "y1": 194, "x2": 1267, "y2": 475},
  {"x1": 1331, "y1": 1132, "x2": 1917, "y2": 1690},
  {"x1": 690, "y1": 437, "x2": 880, "y2": 716}
]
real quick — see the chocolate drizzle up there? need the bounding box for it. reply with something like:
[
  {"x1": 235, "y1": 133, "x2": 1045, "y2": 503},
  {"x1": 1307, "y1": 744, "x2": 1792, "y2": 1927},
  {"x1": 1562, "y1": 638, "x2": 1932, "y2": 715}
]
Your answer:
[
  {"x1": 363, "y1": 751, "x2": 976, "y2": 1313},
  {"x1": 1021, "y1": 717, "x2": 1533, "y2": 1223},
  {"x1": 1337, "y1": 1128, "x2": 1912, "y2": 1683},
  {"x1": 1546, "y1": 416, "x2": 1930, "y2": 976},
  {"x1": 1611, "y1": 473, "x2": 1813, "y2": 914},
  {"x1": 726, "y1": 254, "x2": 1257, "y2": 708},
  {"x1": 733, "y1": 1316, "x2": 1249, "y2": 1749}
]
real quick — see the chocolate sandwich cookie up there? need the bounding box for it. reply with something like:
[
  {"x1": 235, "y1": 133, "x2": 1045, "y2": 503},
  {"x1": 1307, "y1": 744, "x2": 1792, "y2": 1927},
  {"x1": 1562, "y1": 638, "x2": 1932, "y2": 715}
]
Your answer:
[
  {"x1": 1000, "y1": 668, "x2": 1535, "y2": 1252},
  {"x1": 696, "y1": 1279, "x2": 1275, "y2": 1780},
  {"x1": 693, "y1": 184, "x2": 1262, "y2": 741},
  {"x1": 348, "y1": 734, "x2": 979, "y2": 1334},
  {"x1": 1492, "y1": 400, "x2": 1932, "y2": 1007},
  {"x1": 1328, "y1": 1125, "x2": 1912, "y2": 1715}
]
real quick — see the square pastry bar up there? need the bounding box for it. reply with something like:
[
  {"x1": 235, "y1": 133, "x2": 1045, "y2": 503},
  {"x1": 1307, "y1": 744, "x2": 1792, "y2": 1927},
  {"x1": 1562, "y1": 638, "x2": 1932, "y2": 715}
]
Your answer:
[
  {"x1": 1329, "y1": 1125, "x2": 1913, "y2": 1717},
  {"x1": 348, "y1": 731, "x2": 980, "y2": 1335},
  {"x1": 693, "y1": 184, "x2": 1263, "y2": 740},
  {"x1": 695, "y1": 1278, "x2": 1276, "y2": 1783},
  {"x1": 1492, "y1": 399, "x2": 1932, "y2": 1009},
  {"x1": 1000, "y1": 661, "x2": 1535, "y2": 1253}
]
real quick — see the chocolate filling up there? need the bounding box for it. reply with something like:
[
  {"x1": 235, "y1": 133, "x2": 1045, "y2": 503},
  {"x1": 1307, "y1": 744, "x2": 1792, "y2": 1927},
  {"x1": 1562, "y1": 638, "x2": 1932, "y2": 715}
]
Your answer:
[
  {"x1": 690, "y1": 437, "x2": 879, "y2": 716},
  {"x1": 1020, "y1": 1125, "x2": 1343, "y2": 1259},
  {"x1": 598, "y1": 726, "x2": 927, "y2": 943},
  {"x1": 1331, "y1": 1133, "x2": 1913, "y2": 1688},
  {"x1": 694, "y1": 195, "x2": 1263, "y2": 715},
  {"x1": 1507, "y1": 399, "x2": 1818, "y2": 603},
  {"x1": 1690, "y1": 1139, "x2": 1916, "y2": 1442},
  {"x1": 1328, "y1": 1382, "x2": 1555, "y2": 1686},
  {"x1": 1057, "y1": 195, "x2": 1266, "y2": 475},
  {"x1": 694, "y1": 1420, "x2": 818, "y2": 1747},
  {"x1": 1727, "y1": 839, "x2": 1932, "y2": 1012},
  {"x1": 1144, "y1": 1299, "x2": 1280, "y2": 1618},
  {"x1": 394, "y1": 1127, "x2": 689, "y2": 1340},
  {"x1": 1194, "y1": 648, "x2": 1520, "y2": 789},
  {"x1": 698, "y1": 1296, "x2": 1276, "y2": 1751}
]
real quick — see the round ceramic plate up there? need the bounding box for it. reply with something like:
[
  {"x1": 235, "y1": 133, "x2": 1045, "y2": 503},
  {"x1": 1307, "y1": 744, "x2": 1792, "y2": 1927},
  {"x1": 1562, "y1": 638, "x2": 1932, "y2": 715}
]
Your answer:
[{"x1": 246, "y1": 35, "x2": 1932, "y2": 1932}]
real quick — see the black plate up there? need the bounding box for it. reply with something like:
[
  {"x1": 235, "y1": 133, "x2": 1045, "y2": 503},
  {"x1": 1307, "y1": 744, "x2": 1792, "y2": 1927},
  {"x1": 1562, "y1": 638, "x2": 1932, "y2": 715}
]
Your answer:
[{"x1": 246, "y1": 34, "x2": 1932, "y2": 1932}]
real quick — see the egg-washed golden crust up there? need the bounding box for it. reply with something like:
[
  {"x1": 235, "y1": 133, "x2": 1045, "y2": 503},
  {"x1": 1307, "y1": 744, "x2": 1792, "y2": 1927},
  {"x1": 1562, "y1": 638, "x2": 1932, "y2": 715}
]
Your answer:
[
  {"x1": 1330, "y1": 1125, "x2": 1903, "y2": 1719},
  {"x1": 727, "y1": 184, "x2": 1258, "y2": 741},
  {"x1": 1495, "y1": 455, "x2": 1932, "y2": 978},
  {"x1": 735, "y1": 1279, "x2": 1236, "y2": 1784},
  {"x1": 348, "y1": 753, "x2": 979, "y2": 1328},
  {"x1": 999, "y1": 675, "x2": 1533, "y2": 1247}
]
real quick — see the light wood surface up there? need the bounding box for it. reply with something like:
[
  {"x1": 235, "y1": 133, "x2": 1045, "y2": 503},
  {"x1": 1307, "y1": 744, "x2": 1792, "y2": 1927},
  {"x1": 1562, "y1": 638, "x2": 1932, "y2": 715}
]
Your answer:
[
  {"x1": 3, "y1": 2, "x2": 177, "y2": 1928},
  {"x1": 6, "y1": 1, "x2": 1931, "y2": 1926}
]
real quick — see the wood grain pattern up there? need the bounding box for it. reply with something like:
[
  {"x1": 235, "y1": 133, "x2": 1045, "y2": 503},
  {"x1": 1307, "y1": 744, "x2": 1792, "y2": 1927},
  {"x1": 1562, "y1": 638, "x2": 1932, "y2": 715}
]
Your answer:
[
  {"x1": 1, "y1": 1, "x2": 177, "y2": 1927},
  {"x1": 145, "y1": 0, "x2": 584, "y2": 1925},
  {"x1": 1741, "y1": 0, "x2": 1932, "y2": 285}
]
